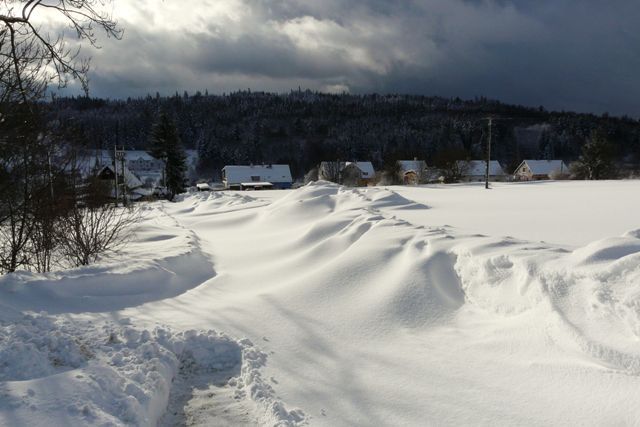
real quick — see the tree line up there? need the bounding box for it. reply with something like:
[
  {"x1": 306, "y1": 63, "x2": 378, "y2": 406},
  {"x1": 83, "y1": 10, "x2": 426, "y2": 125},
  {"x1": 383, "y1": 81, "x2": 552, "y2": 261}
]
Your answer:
[{"x1": 47, "y1": 91, "x2": 640, "y2": 180}]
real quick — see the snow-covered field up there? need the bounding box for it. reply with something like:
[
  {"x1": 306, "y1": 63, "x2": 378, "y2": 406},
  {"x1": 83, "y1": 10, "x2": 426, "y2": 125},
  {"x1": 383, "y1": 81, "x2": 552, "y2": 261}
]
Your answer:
[{"x1": 1, "y1": 181, "x2": 640, "y2": 426}]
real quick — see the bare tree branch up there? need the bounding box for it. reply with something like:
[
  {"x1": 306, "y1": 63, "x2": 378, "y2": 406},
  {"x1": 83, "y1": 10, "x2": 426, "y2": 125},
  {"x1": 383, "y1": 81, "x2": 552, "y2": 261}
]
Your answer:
[{"x1": 1, "y1": 0, "x2": 122, "y2": 100}]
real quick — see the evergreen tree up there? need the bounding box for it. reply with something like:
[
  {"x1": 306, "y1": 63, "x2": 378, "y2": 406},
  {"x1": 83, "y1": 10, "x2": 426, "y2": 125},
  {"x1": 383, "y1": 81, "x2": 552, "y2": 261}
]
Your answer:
[{"x1": 148, "y1": 112, "x2": 187, "y2": 199}]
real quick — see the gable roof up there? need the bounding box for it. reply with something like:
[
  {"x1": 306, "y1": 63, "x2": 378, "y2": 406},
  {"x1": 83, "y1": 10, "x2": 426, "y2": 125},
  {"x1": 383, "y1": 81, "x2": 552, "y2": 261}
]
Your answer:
[
  {"x1": 398, "y1": 160, "x2": 427, "y2": 173},
  {"x1": 79, "y1": 149, "x2": 198, "y2": 165},
  {"x1": 459, "y1": 160, "x2": 505, "y2": 176},
  {"x1": 222, "y1": 164, "x2": 292, "y2": 184},
  {"x1": 98, "y1": 164, "x2": 143, "y2": 189},
  {"x1": 344, "y1": 161, "x2": 375, "y2": 178},
  {"x1": 518, "y1": 160, "x2": 568, "y2": 175}
]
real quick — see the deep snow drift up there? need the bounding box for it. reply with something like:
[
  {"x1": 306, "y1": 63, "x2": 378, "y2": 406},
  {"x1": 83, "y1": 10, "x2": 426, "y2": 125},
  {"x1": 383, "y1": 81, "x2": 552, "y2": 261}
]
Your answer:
[{"x1": 1, "y1": 181, "x2": 640, "y2": 426}]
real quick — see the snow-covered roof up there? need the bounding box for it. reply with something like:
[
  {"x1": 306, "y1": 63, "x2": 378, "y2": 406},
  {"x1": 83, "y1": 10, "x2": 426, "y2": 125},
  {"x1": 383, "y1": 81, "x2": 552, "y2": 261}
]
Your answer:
[
  {"x1": 99, "y1": 164, "x2": 143, "y2": 189},
  {"x1": 519, "y1": 160, "x2": 568, "y2": 175},
  {"x1": 460, "y1": 160, "x2": 505, "y2": 176},
  {"x1": 222, "y1": 165, "x2": 292, "y2": 184},
  {"x1": 398, "y1": 160, "x2": 427, "y2": 173},
  {"x1": 121, "y1": 150, "x2": 156, "y2": 161},
  {"x1": 83, "y1": 149, "x2": 197, "y2": 164},
  {"x1": 344, "y1": 161, "x2": 375, "y2": 178}
]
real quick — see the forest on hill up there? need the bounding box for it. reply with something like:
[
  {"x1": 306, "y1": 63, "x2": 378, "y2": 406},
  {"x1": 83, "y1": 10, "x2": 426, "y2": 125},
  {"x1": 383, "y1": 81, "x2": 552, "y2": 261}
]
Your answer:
[{"x1": 48, "y1": 90, "x2": 640, "y2": 179}]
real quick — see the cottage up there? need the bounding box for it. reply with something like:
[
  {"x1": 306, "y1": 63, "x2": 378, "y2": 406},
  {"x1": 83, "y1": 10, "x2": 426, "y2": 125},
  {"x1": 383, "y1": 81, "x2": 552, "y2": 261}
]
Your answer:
[
  {"x1": 513, "y1": 160, "x2": 569, "y2": 181},
  {"x1": 459, "y1": 160, "x2": 506, "y2": 182},
  {"x1": 319, "y1": 161, "x2": 375, "y2": 186},
  {"x1": 397, "y1": 159, "x2": 428, "y2": 185},
  {"x1": 221, "y1": 164, "x2": 292, "y2": 190},
  {"x1": 96, "y1": 164, "x2": 146, "y2": 200}
]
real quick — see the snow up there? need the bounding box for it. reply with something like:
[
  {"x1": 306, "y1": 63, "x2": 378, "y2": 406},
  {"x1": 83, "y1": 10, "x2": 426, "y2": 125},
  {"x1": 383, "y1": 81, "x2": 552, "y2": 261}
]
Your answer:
[
  {"x1": 518, "y1": 159, "x2": 569, "y2": 175},
  {"x1": 461, "y1": 160, "x2": 505, "y2": 177},
  {"x1": 2, "y1": 180, "x2": 640, "y2": 425},
  {"x1": 385, "y1": 180, "x2": 640, "y2": 247}
]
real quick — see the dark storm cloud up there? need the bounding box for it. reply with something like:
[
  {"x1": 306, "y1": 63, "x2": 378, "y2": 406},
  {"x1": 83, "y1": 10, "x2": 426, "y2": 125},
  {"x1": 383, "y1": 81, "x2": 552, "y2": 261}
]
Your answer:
[{"x1": 80, "y1": 0, "x2": 640, "y2": 116}]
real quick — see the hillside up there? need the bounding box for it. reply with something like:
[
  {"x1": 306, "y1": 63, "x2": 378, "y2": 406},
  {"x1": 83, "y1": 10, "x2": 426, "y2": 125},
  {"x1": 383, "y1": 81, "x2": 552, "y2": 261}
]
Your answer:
[{"x1": 49, "y1": 92, "x2": 640, "y2": 178}]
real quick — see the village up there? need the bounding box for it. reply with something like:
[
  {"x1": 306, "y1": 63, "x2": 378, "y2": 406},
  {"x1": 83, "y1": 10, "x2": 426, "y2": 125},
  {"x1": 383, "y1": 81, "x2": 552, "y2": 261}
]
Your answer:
[{"x1": 85, "y1": 148, "x2": 573, "y2": 201}]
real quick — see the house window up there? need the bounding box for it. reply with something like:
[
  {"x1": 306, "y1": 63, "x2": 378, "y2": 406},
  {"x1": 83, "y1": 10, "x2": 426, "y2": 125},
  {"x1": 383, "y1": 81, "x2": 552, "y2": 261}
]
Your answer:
[{"x1": 251, "y1": 175, "x2": 260, "y2": 182}]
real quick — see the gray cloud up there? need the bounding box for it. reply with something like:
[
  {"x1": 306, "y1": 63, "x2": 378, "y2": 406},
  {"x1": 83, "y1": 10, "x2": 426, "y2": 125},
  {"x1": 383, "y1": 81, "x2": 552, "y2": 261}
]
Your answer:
[{"x1": 70, "y1": 0, "x2": 640, "y2": 116}]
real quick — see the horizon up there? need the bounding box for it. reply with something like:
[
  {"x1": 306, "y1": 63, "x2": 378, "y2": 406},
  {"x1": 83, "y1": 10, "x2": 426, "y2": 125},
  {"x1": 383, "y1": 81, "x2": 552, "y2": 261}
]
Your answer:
[
  {"x1": 47, "y1": 1, "x2": 640, "y2": 118},
  {"x1": 53, "y1": 88, "x2": 640, "y2": 121}
]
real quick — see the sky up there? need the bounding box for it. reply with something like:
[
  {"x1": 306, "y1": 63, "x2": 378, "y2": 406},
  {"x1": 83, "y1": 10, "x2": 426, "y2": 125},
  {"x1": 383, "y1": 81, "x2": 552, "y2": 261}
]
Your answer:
[{"x1": 51, "y1": 0, "x2": 640, "y2": 117}]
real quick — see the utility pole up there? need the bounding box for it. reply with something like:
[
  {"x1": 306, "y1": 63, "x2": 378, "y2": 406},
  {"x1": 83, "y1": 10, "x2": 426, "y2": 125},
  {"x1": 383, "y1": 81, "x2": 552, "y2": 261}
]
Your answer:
[
  {"x1": 485, "y1": 117, "x2": 492, "y2": 190},
  {"x1": 114, "y1": 145, "x2": 119, "y2": 206},
  {"x1": 115, "y1": 146, "x2": 126, "y2": 206},
  {"x1": 120, "y1": 150, "x2": 127, "y2": 206}
]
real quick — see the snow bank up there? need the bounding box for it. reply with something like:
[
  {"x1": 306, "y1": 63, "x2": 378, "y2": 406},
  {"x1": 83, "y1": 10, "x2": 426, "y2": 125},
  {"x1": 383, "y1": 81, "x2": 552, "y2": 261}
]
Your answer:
[
  {"x1": 0, "y1": 204, "x2": 215, "y2": 314},
  {"x1": 0, "y1": 314, "x2": 307, "y2": 426}
]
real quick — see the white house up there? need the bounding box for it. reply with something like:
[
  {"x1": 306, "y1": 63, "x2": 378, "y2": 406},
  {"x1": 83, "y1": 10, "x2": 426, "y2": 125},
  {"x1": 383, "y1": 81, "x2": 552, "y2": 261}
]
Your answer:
[
  {"x1": 125, "y1": 150, "x2": 164, "y2": 173},
  {"x1": 513, "y1": 160, "x2": 569, "y2": 181},
  {"x1": 397, "y1": 159, "x2": 428, "y2": 185},
  {"x1": 459, "y1": 160, "x2": 507, "y2": 182},
  {"x1": 76, "y1": 149, "x2": 199, "y2": 188},
  {"x1": 222, "y1": 164, "x2": 293, "y2": 190}
]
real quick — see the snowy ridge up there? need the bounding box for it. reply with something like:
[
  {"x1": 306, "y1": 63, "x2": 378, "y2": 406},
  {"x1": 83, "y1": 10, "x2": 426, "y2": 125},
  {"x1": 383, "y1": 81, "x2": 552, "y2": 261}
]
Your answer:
[
  {"x1": 452, "y1": 234, "x2": 640, "y2": 376},
  {"x1": 156, "y1": 182, "x2": 640, "y2": 424}
]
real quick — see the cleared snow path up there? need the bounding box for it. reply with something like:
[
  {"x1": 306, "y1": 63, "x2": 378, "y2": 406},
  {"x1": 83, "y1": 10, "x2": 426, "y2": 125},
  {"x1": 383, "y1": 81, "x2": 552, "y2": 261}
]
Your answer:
[{"x1": 159, "y1": 362, "x2": 252, "y2": 427}]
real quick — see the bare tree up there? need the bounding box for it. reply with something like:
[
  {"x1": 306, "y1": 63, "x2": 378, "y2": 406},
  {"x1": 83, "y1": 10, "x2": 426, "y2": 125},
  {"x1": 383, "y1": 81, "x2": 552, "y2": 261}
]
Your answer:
[
  {"x1": 0, "y1": 103, "x2": 42, "y2": 273},
  {"x1": 57, "y1": 178, "x2": 139, "y2": 267},
  {"x1": 433, "y1": 148, "x2": 470, "y2": 183},
  {"x1": 0, "y1": 1, "x2": 123, "y2": 273},
  {"x1": 318, "y1": 161, "x2": 342, "y2": 183},
  {"x1": 304, "y1": 166, "x2": 318, "y2": 184},
  {"x1": 0, "y1": 0, "x2": 122, "y2": 102}
]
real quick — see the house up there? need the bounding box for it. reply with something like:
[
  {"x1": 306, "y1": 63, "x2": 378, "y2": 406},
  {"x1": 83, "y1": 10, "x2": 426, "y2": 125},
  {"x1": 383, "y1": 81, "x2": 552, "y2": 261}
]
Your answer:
[
  {"x1": 513, "y1": 160, "x2": 569, "y2": 181},
  {"x1": 397, "y1": 159, "x2": 428, "y2": 185},
  {"x1": 77, "y1": 149, "x2": 200, "y2": 188},
  {"x1": 221, "y1": 164, "x2": 292, "y2": 190},
  {"x1": 459, "y1": 160, "x2": 507, "y2": 182},
  {"x1": 96, "y1": 164, "x2": 146, "y2": 200},
  {"x1": 319, "y1": 161, "x2": 376, "y2": 186},
  {"x1": 125, "y1": 150, "x2": 164, "y2": 173}
]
